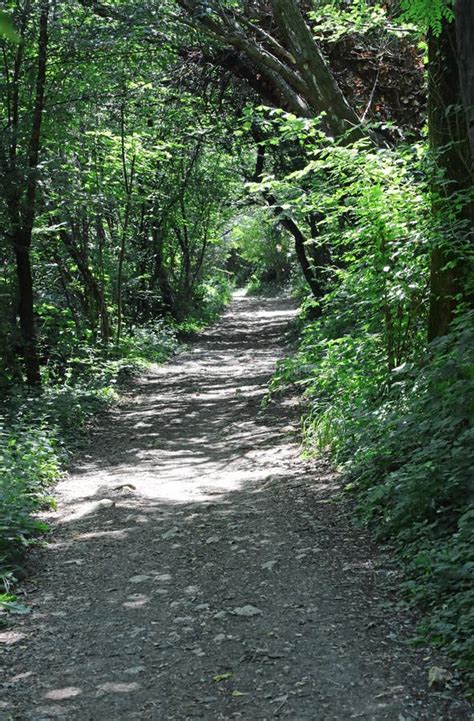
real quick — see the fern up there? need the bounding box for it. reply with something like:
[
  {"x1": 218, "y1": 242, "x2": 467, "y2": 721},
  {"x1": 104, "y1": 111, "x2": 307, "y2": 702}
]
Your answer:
[{"x1": 400, "y1": 0, "x2": 455, "y2": 34}]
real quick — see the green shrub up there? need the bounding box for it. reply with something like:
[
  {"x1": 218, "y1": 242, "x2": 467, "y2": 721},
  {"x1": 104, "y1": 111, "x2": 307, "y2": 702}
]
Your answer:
[
  {"x1": 273, "y1": 309, "x2": 474, "y2": 679},
  {"x1": 348, "y1": 313, "x2": 474, "y2": 677},
  {"x1": 0, "y1": 379, "x2": 117, "y2": 593},
  {"x1": 0, "y1": 320, "x2": 180, "y2": 600},
  {"x1": 0, "y1": 419, "x2": 58, "y2": 583},
  {"x1": 118, "y1": 319, "x2": 178, "y2": 363},
  {"x1": 265, "y1": 125, "x2": 473, "y2": 678},
  {"x1": 173, "y1": 271, "x2": 233, "y2": 334}
]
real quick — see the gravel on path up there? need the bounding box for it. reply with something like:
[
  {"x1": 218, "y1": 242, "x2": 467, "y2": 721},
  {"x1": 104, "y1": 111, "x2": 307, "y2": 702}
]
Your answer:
[{"x1": 1, "y1": 296, "x2": 472, "y2": 721}]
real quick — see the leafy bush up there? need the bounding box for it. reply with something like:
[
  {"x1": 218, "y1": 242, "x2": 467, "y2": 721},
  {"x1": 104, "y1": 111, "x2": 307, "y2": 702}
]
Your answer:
[
  {"x1": 0, "y1": 419, "x2": 58, "y2": 582},
  {"x1": 348, "y1": 313, "x2": 474, "y2": 676},
  {"x1": 0, "y1": 315, "x2": 182, "y2": 603},
  {"x1": 265, "y1": 121, "x2": 474, "y2": 680},
  {"x1": 274, "y1": 308, "x2": 474, "y2": 679},
  {"x1": 118, "y1": 319, "x2": 178, "y2": 363},
  {"x1": 348, "y1": 314, "x2": 473, "y2": 536},
  {"x1": 230, "y1": 209, "x2": 294, "y2": 291},
  {"x1": 172, "y1": 271, "x2": 233, "y2": 335},
  {"x1": 0, "y1": 379, "x2": 116, "y2": 593},
  {"x1": 195, "y1": 271, "x2": 233, "y2": 322}
]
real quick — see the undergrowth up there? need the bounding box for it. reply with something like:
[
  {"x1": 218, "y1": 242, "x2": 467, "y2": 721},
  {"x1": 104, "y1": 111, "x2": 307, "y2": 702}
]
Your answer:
[
  {"x1": 261, "y1": 114, "x2": 474, "y2": 685},
  {"x1": 0, "y1": 277, "x2": 234, "y2": 618},
  {"x1": 272, "y1": 310, "x2": 474, "y2": 684},
  {"x1": 0, "y1": 321, "x2": 179, "y2": 618},
  {"x1": 173, "y1": 272, "x2": 233, "y2": 336}
]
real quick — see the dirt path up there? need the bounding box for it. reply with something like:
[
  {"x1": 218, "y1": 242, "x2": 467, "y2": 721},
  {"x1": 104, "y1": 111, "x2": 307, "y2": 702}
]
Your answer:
[{"x1": 1, "y1": 297, "x2": 471, "y2": 721}]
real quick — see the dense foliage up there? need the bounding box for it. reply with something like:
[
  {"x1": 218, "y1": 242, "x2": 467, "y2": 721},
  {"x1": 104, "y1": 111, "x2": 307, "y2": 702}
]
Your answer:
[
  {"x1": 273, "y1": 303, "x2": 473, "y2": 676},
  {"x1": 261, "y1": 34, "x2": 473, "y2": 678},
  {"x1": 0, "y1": 0, "x2": 472, "y2": 685}
]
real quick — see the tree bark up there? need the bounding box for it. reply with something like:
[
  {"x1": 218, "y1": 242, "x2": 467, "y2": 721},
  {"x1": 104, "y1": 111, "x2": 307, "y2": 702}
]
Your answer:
[
  {"x1": 9, "y1": 0, "x2": 49, "y2": 385},
  {"x1": 151, "y1": 224, "x2": 175, "y2": 318},
  {"x1": 455, "y1": 0, "x2": 474, "y2": 155},
  {"x1": 116, "y1": 156, "x2": 136, "y2": 345},
  {"x1": 269, "y1": 0, "x2": 365, "y2": 139},
  {"x1": 176, "y1": 0, "x2": 367, "y2": 140},
  {"x1": 427, "y1": 20, "x2": 474, "y2": 341},
  {"x1": 59, "y1": 225, "x2": 112, "y2": 342},
  {"x1": 14, "y1": 240, "x2": 40, "y2": 385}
]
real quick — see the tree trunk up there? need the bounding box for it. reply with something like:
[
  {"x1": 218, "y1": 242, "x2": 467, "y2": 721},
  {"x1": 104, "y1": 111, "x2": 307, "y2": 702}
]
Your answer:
[
  {"x1": 269, "y1": 0, "x2": 365, "y2": 139},
  {"x1": 427, "y1": 246, "x2": 460, "y2": 342},
  {"x1": 267, "y1": 194, "x2": 323, "y2": 303},
  {"x1": 59, "y1": 225, "x2": 112, "y2": 342},
  {"x1": 427, "y1": 20, "x2": 474, "y2": 341},
  {"x1": 152, "y1": 225, "x2": 175, "y2": 317},
  {"x1": 116, "y1": 102, "x2": 136, "y2": 346},
  {"x1": 455, "y1": 0, "x2": 474, "y2": 155},
  {"x1": 14, "y1": 240, "x2": 40, "y2": 385},
  {"x1": 176, "y1": 0, "x2": 367, "y2": 140},
  {"x1": 10, "y1": 0, "x2": 50, "y2": 385}
]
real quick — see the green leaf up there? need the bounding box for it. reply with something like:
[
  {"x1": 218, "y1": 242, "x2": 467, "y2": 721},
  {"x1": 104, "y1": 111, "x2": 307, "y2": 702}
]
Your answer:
[
  {"x1": 0, "y1": 11, "x2": 19, "y2": 43},
  {"x1": 213, "y1": 673, "x2": 233, "y2": 682}
]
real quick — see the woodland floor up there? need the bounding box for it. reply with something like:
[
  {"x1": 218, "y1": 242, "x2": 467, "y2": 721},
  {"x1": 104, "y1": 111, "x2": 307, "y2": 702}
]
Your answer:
[{"x1": 1, "y1": 296, "x2": 473, "y2": 721}]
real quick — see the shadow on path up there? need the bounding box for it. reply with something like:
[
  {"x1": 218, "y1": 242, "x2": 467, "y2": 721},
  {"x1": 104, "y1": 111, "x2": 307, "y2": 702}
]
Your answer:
[{"x1": 1, "y1": 297, "x2": 471, "y2": 720}]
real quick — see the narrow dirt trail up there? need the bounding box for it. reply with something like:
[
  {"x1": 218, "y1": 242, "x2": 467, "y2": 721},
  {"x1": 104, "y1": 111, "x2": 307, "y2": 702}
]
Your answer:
[{"x1": 1, "y1": 297, "x2": 471, "y2": 721}]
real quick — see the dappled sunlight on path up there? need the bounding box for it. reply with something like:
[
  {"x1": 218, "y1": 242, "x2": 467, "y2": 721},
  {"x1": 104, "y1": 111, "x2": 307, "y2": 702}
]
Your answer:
[
  {"x1": 55, "y1": 299, "x2": 298, "y2": 512},
  {"x1": 1, "y1": 297, "x2": 471, "y2": 720}
]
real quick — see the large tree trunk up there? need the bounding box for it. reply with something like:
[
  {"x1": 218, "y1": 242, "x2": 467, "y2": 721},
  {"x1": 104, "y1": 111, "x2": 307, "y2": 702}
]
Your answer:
[
  {"x1": 176, "y1": 0, "x2": 366, "y2": 140},
  {"x1": 269, "y1": 0, "x2": 365, "y2": 139},
  {"x1": 9, "y1": 0, "x2": 50, "y2": 385},
  {"x1": 151, "y1": 224, "x2": 175, "y2": 318},
  {"x1": 116, "y1": 104, "x2": 136, "y2": 346},
  {"x1": 427, "y1": 20, "x2": 474, "y2": 342},
  {"x1": 455, "y1": 0, "x2": 474, "y2": 155}
]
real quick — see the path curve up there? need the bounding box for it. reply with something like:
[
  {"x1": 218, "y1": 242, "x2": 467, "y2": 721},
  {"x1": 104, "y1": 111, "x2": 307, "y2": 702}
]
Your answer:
[{"x1": 1, "y1": 297, "x2": 471, "y2": 720}]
